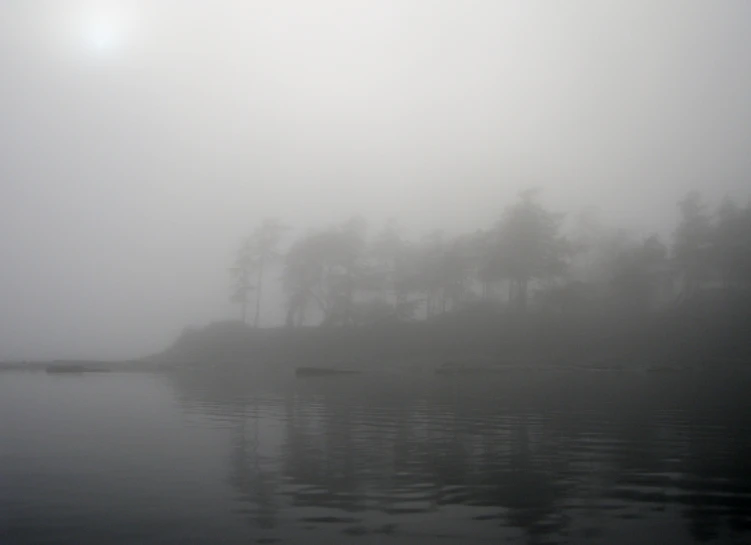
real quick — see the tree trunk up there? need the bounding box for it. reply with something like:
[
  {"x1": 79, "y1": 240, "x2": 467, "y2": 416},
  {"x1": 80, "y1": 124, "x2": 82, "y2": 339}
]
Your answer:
[
  {"x1": 517, "y1": 277, "x2": 529, "y2": 313},
  {"x1": 253, "y1": 259, "x2": 264, "y2": 328},
  {"x1": 285, "y1": 305, "x2": 294, "y2": 328}
]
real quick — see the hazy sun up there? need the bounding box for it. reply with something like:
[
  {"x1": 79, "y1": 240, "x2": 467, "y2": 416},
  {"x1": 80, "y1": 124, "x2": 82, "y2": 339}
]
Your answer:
[
  {"x1": 82, "y1": 16, "x2": 122, "y2": 55},
  {"x1": 73, "y1": 4, "x2": 138, "y2": 60}
]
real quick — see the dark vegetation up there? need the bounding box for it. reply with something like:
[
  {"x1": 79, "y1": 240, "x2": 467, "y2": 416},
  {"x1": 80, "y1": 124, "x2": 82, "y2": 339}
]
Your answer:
[{"x1": 157, "y1": 190, "x2": 751, "y2": 371}]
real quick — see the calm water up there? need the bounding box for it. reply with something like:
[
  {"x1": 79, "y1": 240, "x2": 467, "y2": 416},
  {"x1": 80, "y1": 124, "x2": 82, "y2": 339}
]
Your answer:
[{"x1": 2, "y1": 368, "x2": 751, "y2": 544}]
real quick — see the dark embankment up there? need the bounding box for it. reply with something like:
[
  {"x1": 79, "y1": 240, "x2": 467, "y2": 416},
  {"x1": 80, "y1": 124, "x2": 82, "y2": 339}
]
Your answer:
[
  {"x1": 153, "y1": 292, "x2": 751, "y2": 372},
  {"x1": 0, "y1": 359, "x2": 170, "y2": 373}
]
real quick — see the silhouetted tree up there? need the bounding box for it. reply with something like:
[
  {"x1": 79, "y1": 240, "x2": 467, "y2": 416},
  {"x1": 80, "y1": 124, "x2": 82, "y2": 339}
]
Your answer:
[
  {"x1": 238, "y1": 189, "x2": 751, "y2": 325},
  {"x1": 282, "y1": 234, "x2": 325, "y2": 327},
  {"x1": 713, "y1": 197, "x2": 751, "y2": 291},
  {"x1": 247, "y1": 219, "x2": 288, "y2": 328},
  {"x1": 473, "y1": 228, "x2": 501, "y2": 300},
  {"x1": 566, "y1": 206, "x2": 610, "y2": 283},
  {"x1": 320, "y1": 217, "x2": 368, "y2": 326},
  {"x1": 230, "y1": 237, "x2": 255, "y2": 323},
  {"x1": 673, "y1": 192, "x2": 714, "y2": 302},
  {"x1": 493, "y1": 189, "x2": 569, "y2": 312},
  {"x1": 371, "y1": 228, "x2": 430, "y2": 320},
  {"x1": 610, "y1": 235, "x2": 670, "y2": 311},
  {"x1": 416, "y1": 230, "x2": 448, "y2": 318},
  {"x1": 282, "y1": 217, "x2": 368, "y2": 327},
  {"x1": 437, "y1": 235, "x2": 475, "y2": 312},
  {"x1": 370, "y1": 219, "x2": 407, "y2": 303}
]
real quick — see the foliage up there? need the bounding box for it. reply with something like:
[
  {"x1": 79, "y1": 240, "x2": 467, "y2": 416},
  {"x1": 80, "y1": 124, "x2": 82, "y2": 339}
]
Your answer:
[
  {"x1": 231, "y1": 190, "x2": 751, "y2": 326},
  {"x1": 609, "y1": 235, "x2": 670, "y2": 311},
  {"x1": 713, "y1": 198, "x2": 751, "y2": 290},
  {"x1": 489, "y1": 189, "x2": 570, "y2": 312},
  {"x1": 247, "y1": 219, "x2": 288, "y2": 327},
  {"x1": 229, "y1": 236, "x2": 255, "y2": 323},
  {"x1": 281, "y1": 217, "x2": 368, "y2": 327},
  {"x1": 673, "y1": 191, "x2": 714, "y2": 299}
]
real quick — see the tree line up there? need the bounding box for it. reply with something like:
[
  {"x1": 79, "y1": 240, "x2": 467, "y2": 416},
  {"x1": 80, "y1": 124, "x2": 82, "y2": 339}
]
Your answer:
[{"x1": 230, "y1": 190, "x2": 751, "y2": 328}]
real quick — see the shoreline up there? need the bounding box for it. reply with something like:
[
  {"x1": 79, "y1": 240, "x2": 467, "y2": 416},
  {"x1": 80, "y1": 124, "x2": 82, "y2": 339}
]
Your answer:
[
  {"x1": 2, "y1": 353, "x2": 748, "y2": 375},
  {"x1": 0, "y1": 359, "x2": 171, "y2": 373},
  {"x1": 6, "y1": 302, "x2": 751, "y2": 375}
]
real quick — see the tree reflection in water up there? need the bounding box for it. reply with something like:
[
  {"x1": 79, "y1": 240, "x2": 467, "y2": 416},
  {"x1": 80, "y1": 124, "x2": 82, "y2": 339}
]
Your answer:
[
  {"x1": 228, "y1": 395, "x2": 278, "y2": 530},
  {"x1": 170, "y1": 369, "x2": 751, "y2": 542}
]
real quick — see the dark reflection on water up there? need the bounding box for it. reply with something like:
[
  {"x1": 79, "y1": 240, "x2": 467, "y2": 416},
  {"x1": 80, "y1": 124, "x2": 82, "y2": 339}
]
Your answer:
[{"x1": 3, "y1": 369, "x2": 751, "y2": 544}]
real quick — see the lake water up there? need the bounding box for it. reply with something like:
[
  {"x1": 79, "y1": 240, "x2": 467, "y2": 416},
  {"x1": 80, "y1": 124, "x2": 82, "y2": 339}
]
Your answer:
[{"x1": 2, "y1": 368, "x2": 751, "y2": 544}]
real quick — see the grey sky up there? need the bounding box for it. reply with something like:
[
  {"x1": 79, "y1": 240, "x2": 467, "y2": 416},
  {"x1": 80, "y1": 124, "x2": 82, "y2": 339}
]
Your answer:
[{"x1": 2, "y1": 1, "x2": 751, "y2": 359}]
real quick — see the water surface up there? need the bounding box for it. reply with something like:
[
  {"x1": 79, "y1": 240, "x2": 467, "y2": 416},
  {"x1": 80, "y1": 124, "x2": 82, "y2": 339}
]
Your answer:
[{"x1": 2, "y1": 368, "x2": 751, "y2": 544}]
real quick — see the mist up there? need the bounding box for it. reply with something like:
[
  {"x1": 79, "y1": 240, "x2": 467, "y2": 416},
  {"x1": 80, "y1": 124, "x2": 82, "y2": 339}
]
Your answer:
[{"x1": 3, "y1": 0, "x2": 751, "y2": 359}]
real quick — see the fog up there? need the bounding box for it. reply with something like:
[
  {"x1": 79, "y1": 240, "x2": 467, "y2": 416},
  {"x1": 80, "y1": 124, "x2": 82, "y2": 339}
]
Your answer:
[{"x1": 2, "y1": 0, "x2": 751, "y2": 360}]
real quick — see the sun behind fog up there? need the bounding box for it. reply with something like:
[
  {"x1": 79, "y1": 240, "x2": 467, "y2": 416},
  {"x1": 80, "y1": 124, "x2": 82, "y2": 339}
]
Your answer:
[
  {"x1": 82, "y1": 15, "x2": 122, "y2": 55},
  {"x1": 73, "y1": 5, "x2": 138, "y2": 59},
  {"x1": 86, "y1": 22, "x2": 119, "y2": 51}
]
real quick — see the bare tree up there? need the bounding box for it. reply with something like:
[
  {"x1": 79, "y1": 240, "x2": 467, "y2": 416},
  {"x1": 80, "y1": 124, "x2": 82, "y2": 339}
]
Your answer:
[
  {"x1": 247, "y1": 219, "x2": 288, "y2": 328},
  {"x1": 230, "y1": 236, "x2": 255, "y2": 323}
]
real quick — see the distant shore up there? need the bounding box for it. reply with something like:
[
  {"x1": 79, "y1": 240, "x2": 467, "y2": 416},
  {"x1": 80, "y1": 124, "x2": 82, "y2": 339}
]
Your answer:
[
  {"x1": 0, "y1": 359, "x2": 171, "y2": 373},
  {"x1": 150, "y1": 303, "x2": 751, "y2": 373},
  {"x1": 5, "y1": 298, "x2": 750, "y2": 375}
]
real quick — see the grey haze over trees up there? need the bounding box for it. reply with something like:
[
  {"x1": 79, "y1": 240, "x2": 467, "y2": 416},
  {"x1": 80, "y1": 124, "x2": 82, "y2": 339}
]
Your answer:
[
  {"x1": 281, "y1": 216, "x2": 369, "y2": 328},
  {"x1": 714, "y1": 197, "x2": 751, "y2": 290},
  {"x1": 248, "y1": 219, "x2": 288, "y2": 328},
  {"x1": 485, "y1": 189, "x2": 569, "y2": 313},
  {"x1": 673, "y1": 192, "x2": 714, "y2": 303},
  {"x1": 230, "y1": 219, "x2": 288, "y2": 326},
  {"x1": 230, "y1": 237, "x2": 254, "y2": 324},
  {"x1": 231, "y1": 190, "x2": 751, "y2": 329},
  {"x1": 4, "y1": 1, "x2": 751, "y2": 360}
]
